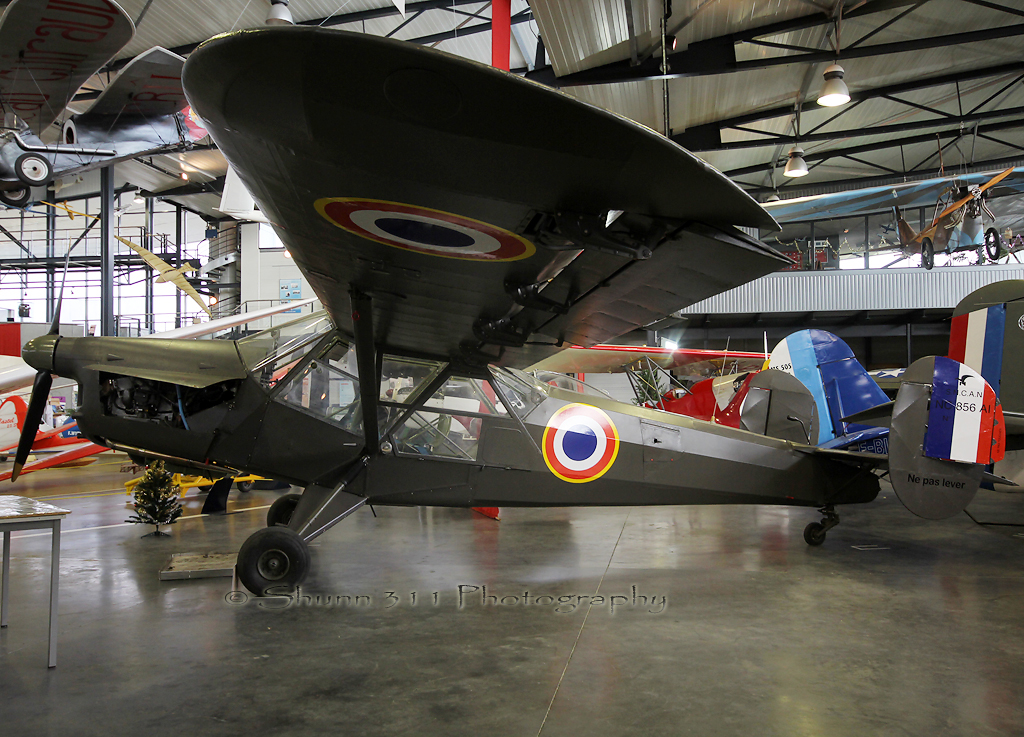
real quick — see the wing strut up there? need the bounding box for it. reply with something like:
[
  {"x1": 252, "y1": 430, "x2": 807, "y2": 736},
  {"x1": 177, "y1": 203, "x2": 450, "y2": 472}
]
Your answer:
[{"x1": 350, "y1": 290, "x2": 379, "y2": 454}]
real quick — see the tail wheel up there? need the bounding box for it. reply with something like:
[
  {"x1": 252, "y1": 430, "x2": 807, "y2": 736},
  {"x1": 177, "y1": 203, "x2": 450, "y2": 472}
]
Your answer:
[
  {"x1": 803, "y1": 522, "x2": 827, "y2": 546},
  {"x1": 0, "y1": 187, "x2": 30, "y2": 208},
  {"x1": 267, "y1": 492, "x2": 301, "y2": 527},
  {"x1": 985, "y1": 227, "x2": 1003, "y2": 261},
  {"x1": 15, "y1": 153, "x2": 52, "y2": 186},
  {"x1": 235, "y1": 479, "x2": 255, "y2": 493},
  {"x1": 237, "y1": 526, "x2": 310, "y2": 596},
  {"x1": 921, "y1": 237, "x2": 935, "y2": 270}
]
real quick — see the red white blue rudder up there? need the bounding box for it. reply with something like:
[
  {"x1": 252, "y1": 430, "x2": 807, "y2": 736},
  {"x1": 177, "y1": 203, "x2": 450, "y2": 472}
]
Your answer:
[{"x1": 888, "y1": 356, "x2": 1005, "y2": 520}]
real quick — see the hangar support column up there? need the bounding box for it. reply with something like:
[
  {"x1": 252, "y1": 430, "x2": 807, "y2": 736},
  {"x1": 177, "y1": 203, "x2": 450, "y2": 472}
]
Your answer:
[{"x1": 100, "y1": 167, "x2": 115, "y2": 337}]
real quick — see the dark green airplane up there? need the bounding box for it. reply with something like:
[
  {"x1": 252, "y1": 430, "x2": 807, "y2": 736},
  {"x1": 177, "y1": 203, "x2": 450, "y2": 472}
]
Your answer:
[{"x1": 14, "y1": 28, "x2": 1009, "y2": 595}]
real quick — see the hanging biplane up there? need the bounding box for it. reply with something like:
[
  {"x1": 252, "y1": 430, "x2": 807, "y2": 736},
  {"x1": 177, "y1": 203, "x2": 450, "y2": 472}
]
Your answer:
[
  {"x1": 0, "y1": 0, "x2": 207, "y2": 208},
  {"x1": 13, "y1": 27, "x2": 1012, "y2": 596},
  {"x1": 763, "y1": 166, "x2": 1024, "y2": 269}
]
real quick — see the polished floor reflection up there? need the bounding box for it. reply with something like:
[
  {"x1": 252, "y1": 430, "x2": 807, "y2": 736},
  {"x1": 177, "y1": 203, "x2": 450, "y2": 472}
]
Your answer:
[{"x1": 2, "y1": 458, "x2": 1024, "y2": 736}]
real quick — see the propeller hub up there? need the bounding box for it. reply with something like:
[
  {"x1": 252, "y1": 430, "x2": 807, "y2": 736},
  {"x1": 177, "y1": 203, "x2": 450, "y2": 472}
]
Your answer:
[{"x1": 22, "y1": 334, "x2": 59, "y2": 372}]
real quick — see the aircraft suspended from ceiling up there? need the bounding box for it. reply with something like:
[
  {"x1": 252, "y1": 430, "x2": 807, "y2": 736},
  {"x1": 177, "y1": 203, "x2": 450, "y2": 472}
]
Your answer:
[
  {"x1": 13, "y1": 28, "x2": 1011, "y2": 596},
  {"x1": 0, "y1": 0, "x2": 208, "y2": 208},
  {"x1": 763, "y1": 167, "x2": 1024, "y2": 268}
]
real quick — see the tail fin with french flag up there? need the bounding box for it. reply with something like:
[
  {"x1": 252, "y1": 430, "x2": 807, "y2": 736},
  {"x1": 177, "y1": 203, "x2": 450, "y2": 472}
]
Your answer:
[{"x1": 949, "y1": 280, "x2": 1024, "y2": 446}]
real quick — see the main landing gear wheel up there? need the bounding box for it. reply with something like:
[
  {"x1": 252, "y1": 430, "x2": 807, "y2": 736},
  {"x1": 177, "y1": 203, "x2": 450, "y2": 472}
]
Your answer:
[
  {"x1": 267, "y1": 492, "x2": 301, "y2": 527},
  {"x1": 237, "y1": 526, "x2": 310, "y2": 596},
  {"x1": 803, "y1": 505, "x2": 840, "y2": 546},
  {"x1": 0, "y1": 187, "x2": 30, "y2": 208},
  {"x1": 921, "y1": 237, "x2": 935, "y2": 270},
  {"x1": 14, "y1": 153, "x2": 51, "y2": 186},
  {"x1": 985, "y1": 227, "x2": 1003, "y2": 261}
]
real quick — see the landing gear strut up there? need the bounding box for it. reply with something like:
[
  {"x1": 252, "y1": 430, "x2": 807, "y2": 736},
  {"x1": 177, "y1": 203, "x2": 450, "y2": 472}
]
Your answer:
[{"x1": 803, "y1": 505, "x2": 840, "y2": 546}]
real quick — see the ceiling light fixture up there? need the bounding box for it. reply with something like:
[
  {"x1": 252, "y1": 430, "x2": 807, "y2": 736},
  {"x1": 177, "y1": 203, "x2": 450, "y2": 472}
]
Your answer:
[
  {"x1": 783, "y1": 146, "x2": 808, "y2": 178},
  {"x1": 133, "y1": 191, "x2": 144, "y2": 205},
  {"x1": 266, "y1": 0, "x2": 294, "y2": 25},
  {"x1": 817, "y1": 63, "x2": 850, "y2": 107}
]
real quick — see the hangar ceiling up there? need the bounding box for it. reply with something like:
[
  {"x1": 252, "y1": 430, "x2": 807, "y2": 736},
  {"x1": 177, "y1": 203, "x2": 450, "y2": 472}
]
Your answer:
[{"x1": 4, "y1": 0, "x2": 1023, "y2": 216}]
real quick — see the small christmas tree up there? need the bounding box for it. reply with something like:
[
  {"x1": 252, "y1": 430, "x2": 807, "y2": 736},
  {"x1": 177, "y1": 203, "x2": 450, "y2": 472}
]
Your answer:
[{"x1": 127, "y1": 461, "x2": 183, "y2": 537}]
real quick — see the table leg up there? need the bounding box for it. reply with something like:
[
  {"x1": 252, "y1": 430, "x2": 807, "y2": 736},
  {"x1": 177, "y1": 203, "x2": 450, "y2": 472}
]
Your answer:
[
  {"x1": 48, "y1": 519, "x2": 60, "y2": 668},
  {"x1": 1, "y1": 530, "x2": 9, "y2": 628}
]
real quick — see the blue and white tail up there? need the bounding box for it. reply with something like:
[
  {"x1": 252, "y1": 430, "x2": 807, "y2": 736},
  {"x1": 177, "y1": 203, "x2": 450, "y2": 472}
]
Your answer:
[{"x1": 769, "y1": 329, "x2": 890, "y2": 447}]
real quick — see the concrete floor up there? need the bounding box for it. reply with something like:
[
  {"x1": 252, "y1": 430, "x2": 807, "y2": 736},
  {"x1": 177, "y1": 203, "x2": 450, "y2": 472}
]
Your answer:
[{"x1": 2, "y1": 457, "x2": 1024, "y2": 736}]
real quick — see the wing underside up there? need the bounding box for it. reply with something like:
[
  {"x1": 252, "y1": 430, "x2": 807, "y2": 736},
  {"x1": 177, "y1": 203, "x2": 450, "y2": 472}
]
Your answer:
[
  {"x1": 184, "y1": 28, "x2": 786, "y2": 368},
  {"x1": 0, "y1": 0, "x2": 134, "y2": 132}
]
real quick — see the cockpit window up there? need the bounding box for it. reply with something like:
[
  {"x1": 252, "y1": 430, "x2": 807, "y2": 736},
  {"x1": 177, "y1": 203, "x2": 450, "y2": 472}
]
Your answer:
[
  {"x1": 490, "y1": 367, "x2": 547, "y2": 420},
  {"x1": 529, "y1": 370, "x2": 615, "y2": 400},
  {"x1": 237, "y1": 311, "x2": 334, "y2": 375},
  {"x1": 273, "y1": 336, "x2": 362, "y2": 435},
  {"x1": 379, "y1": 356, "x2": 446, "y2": 405}
]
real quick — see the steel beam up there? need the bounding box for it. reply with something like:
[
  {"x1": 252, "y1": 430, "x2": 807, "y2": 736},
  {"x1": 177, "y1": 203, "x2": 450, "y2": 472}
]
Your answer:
[
  {"x1": 723, "y1": 117, "x2": 1024, "y2": 178},
  {"x1": 99, "y1": 167, "x2": 115, "y2": 337},
  {"x1": 175, "y1": 204, "x2": 183, "y2": 328},
  {"x1": 526, "y1": 12, "x2": 1024, "y2": 88},
  {"x1": 694, "y1": 105, "x2": 1024, "y2": 152}
]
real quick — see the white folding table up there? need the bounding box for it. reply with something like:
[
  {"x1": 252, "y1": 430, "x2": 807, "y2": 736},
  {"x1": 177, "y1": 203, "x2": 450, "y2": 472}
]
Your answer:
[{"x1": 0, "y1": 496, "x2": 71, "y2": 668}]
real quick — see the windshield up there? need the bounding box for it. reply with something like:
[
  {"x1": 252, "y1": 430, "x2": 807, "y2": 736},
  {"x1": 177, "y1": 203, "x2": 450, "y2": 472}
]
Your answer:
[{"x1": 236, "y1": 311, "x2": 334, "y2": 375}]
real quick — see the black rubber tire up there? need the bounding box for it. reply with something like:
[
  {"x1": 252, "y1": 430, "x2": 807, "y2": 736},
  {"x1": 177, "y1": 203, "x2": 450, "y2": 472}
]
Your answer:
[
  {"x1": 921, "y1": 237, "x2": 935, "y2": 270},
  {"x1": 15, "y1": 153, "x2": 51, "y2": 186},
  {"x1": 803, "y1": 522, "x2": 827, "y2": 546},
  {"x1": 236, "y1": 479, "x2": 255, "y2": 493},
  {"x1": 236, "y1": 526, "x2": 310, "y2": 596},
  {"x1": 0, "y1": 187, "x2": 30, "y2": 208},
  {"x1": 267, "y1": 492, "x2": 301, "y2": 527},
  {"x1": 985, "y1": 227, "x2": 1003, "y2": 261}
]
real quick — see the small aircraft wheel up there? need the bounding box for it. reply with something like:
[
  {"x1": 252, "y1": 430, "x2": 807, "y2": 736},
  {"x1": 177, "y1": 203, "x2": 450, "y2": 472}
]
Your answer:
[
  {"x1": 14, "y1": 153, "x2": 52, "y2": 186},
  {"x1": 236, "y1": 526, "x2": 310, "y2": 596},
  {"x1": 267, "y1": 492, "x2": 301, "y2": 527},
  {"x1": 921, "y1": 237, "x2": 935, "y2": 270},
  {"x1": 0, "y1": 187, "x2": 30, "y2": 208},
  {"x1": 236, "y1": 479, "x2": 255, "y2": 493},
  {"x1": 803, "y1": 521, "x2": 827, "y2": 546},
  {"x1": 985, "y1": 227, "x2": 1003, "y2": 261}
]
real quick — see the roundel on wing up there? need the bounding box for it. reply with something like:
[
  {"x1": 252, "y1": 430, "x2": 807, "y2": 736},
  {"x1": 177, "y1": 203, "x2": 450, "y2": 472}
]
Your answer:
[
  {"x1": 314, "y1": 198, "x2": 535, "y2": 262},
  {"x1": 542, "y1": 403, "x2": 620, "y2": 483}
]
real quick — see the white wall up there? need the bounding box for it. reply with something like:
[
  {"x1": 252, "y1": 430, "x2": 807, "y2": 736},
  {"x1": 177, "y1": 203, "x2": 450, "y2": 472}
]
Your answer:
[{"x1": 239, "y1": 222, "x2": 318, "y2": 327}]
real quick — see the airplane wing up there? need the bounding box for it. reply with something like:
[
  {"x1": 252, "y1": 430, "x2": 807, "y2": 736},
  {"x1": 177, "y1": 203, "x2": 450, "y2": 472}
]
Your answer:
[
  {"x1": 0, "y1": 440, "x2": 106, "y2": 481},
  {"x1": 115, "y1": 235, "x2": 212, "y2": 316},
  {"x1": 528, "y1": 345, "x2": 767, "y2": 376},
  {"x1": 183, "y1": 28, "x2": 786, "y2": 369},
  {"x1": 85, "y1": 47, "x2": 187, "y2": 118},
  {"x1": 0, "y1": 0, "x2": 134, "y2": 132},
  {"x1": 764, "y1": 167, "x2": 1024, "y2": 223}
]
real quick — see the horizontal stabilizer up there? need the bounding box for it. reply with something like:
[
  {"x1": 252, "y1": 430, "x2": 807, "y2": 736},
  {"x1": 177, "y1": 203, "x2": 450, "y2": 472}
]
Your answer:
[
  {"x1": 982, "y1": 471, "x2": 1018, "y2": 487},
  {"x1": 842, "y1": 401, "x2": 894, "y2": 429}
]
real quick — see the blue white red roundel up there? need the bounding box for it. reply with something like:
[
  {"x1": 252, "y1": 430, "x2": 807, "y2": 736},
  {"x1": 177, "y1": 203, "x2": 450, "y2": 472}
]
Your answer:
[
  {"x1": 542, "y1": 403, "x2": 619, "y2": 483},
  {"x1": 314, "y1": 198, "x2": 535, "y2": 262}
]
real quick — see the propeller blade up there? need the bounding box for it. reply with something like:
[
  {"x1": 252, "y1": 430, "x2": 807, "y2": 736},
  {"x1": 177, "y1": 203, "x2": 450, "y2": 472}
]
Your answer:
[
  {"x1": 47, "y1": 238, "x2": 76, "y2": 336},
  {"x1": 935, "y1": 168, "x2": 1016, "y2": 222},
  {"x1": 12, "y1": 369, "x2": 53, "y2": 481}
]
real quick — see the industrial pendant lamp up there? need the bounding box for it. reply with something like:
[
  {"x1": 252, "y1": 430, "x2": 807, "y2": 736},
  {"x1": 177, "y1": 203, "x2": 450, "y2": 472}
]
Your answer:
[
  {"x1": 817, "y1": 64, "x2": 850, "y2": 107},
  {"x1": 266, "y1": 0, "x2": 294, "y2": 25},
  {"x1": 784, "y1": 146, "x2": 808, "y2": 178}
]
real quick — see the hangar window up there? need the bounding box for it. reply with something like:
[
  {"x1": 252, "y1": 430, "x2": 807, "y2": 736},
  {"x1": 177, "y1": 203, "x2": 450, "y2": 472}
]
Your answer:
[
  {"x1": 274, "y1": 338, "x2": 362, "y2": 435},
  {"x1": 390, "y1": 376, "x2": 508, "y2": 461}
]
